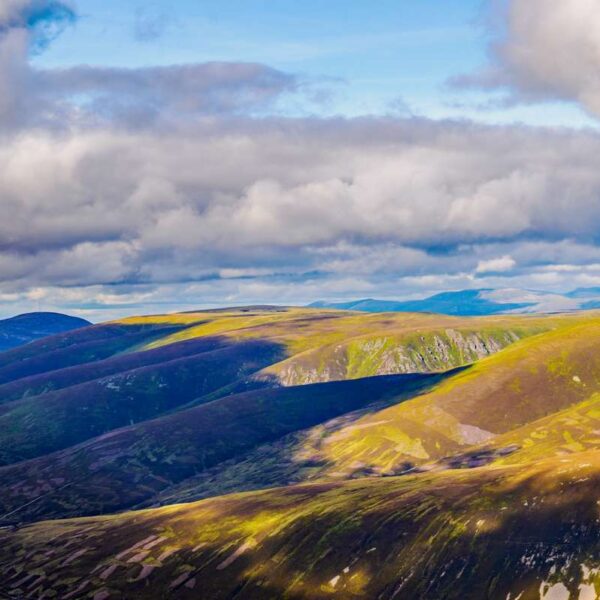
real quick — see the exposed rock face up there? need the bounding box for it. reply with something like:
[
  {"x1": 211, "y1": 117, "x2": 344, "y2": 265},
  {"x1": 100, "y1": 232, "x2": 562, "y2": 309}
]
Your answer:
[{"x1": 274, "y1": 328, "x2": 523, "y2": 386}]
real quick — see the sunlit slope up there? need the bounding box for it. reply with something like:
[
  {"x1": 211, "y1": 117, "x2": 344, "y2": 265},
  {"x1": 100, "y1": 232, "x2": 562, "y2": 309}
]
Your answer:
[
  {"x1": 473, "y1": 392, "x2": 600, "y2": 466},
  {"x1": 2, "y1": 451, "x2": 599, "y2": 600},
  {"x1": 306, "y1": 321, "x2": 600, "y2": 476},
  {"x1": 120, "y1": 306, "x2": 580, "y2": 385},
  {"x1": 0, "y1": 373, "x2": 444, "y2": 523},
  {"x1": 0, "y1": 307, "x2": 568, "y2": 469},
  {"x1": 0, "y1": 307, "x2": 560, "y2": 401}
]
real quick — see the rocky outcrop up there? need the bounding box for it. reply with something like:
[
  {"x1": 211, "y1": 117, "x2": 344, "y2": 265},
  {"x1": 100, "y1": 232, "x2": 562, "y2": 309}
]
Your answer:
[{"x1": 273, "y1": 328, "x2": 524, "y2": 386}]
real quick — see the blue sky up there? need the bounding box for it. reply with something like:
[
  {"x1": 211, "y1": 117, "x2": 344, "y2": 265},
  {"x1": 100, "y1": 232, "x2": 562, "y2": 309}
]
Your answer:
[
  {"x1": 35, "y1": 0, "x2": 595, "y2": 126},
  {"x1": 2, "y1": 0, "x2": 600, "y2": 320}
]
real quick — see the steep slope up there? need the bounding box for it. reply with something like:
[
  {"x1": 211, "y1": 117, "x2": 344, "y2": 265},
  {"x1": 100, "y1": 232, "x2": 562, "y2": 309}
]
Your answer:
[
  {"x1": 265, "y1": 323, "x2": 537, "y2": 385},
  {"x1": 0, "y1": 312, "x2": 91, "y2": 352},
  {"x1": 0, "y1": 372, "x2": 445, "y2": 524},
  {"x1": 1, "y1": 451, "x2": 599, "y2": 600}
]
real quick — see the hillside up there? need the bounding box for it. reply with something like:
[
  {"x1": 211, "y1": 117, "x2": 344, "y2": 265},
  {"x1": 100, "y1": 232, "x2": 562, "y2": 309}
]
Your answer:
[
  {"x1": 1, "y1": 307, "x2": 600, "y2": 598},
  {"x1": 0, "y1": 307, "x2": 564, "y2": 470},
  {"x1": 0, "y1": 372, "x2": 447, "y2": 523},
  {"x1": 1, "y1": 451, "x2": 599, "y2": 599},
  {"x1": 0, "y1": 309, "x2": 595, "y2": 523},
  {"x1": 0, "y1": 312, "x2": 90, "y2": 352}
]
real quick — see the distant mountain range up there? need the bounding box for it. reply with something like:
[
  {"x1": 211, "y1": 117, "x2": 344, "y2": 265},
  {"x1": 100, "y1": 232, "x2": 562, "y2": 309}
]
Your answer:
[
  {"x1": 310, "y1": 287, "x2": 600, "y2": 316},
  {"x1": 0, "y1": 312, "x2": 91, "y2": 351}
]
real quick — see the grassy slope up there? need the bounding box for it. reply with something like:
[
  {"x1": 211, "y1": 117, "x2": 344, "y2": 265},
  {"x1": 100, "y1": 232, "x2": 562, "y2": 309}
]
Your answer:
[
  {"x1": 0, "y1": 308, "x2": 565, "y2": 471},
  {"x1": 0, "y1": 310, "x2": 598, "y2": 520},
  {"x1": 1, "y1": 451, "x2": 599, "y2": 599},
  {"x1": 0, "y1": 373, "x2": 446, "y2": 523},
  {"x1": 1, "y1": 312, "x2": 600, "y2": 598},
  {"x1": 0, "y1": 339, "x2": 284, "y2": 465},
  {"x1": 0, "y1": 322, "x2": 190, "y2": 386},
  {"x1": 149, "y1": 317, "x2": 600, "y2": 507},
  {"x1": 312, "y1": 321, "x2": 600, "y2": 476},
  {"x1": 126, "y1": 308, "x2": 574, "y2": 386}
]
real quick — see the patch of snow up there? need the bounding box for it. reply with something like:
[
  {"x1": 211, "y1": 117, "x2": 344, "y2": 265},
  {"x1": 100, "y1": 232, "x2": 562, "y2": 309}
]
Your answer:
[
  {"x1": 540, "y1": 582, "x2": 570, "y2": 600},
  {"x1": 578, "y1": 584, "x2": 596, "y2": 600}
]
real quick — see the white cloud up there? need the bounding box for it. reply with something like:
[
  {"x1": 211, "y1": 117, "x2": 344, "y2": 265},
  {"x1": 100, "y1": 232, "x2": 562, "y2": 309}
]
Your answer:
[
  {"x1": 476, "y1": 255, "x2": 516, "y2": 274},
  {"x1": 455, "y1": 0, "x2": 600, "y2": 119},
  {"x1": 1, "y1": 0, "x2": 600, "y2": 317}
]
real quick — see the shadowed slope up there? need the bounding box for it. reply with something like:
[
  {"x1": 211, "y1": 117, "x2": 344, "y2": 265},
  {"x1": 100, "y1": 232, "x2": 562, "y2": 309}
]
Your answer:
[
  {"x1": 0, "y1": 339, "x2": 285, "y2": 465},
  {"x1": 0, "y1": 323, "x2": 192, "y2": 385},
  {"x1": 0, "y1": 372, "x2": 447, "y2": 523},
  {"x1": 1, "y1": 451, "x2": 599, "y2": 599},
  {"x1": 0, "y1": 336, "x2": 231, "y2": 404}
]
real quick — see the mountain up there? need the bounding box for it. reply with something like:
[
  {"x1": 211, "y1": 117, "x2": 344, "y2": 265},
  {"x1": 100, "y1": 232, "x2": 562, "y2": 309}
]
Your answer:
[
  {"x1": 0, "y1": 312, "x2": 91, "y2": 352},
  {"x1": 309, "y1": 289, "x2": 533, "y2": 315},
  {"x1": 0, "y1": 308, "x2": 563, "y2": 473},
  {"x1": 310, "y1": 286, "x2": 600, "y2": 316},
  {"x1": 1, "y1": 306, "x2": 600, "y2": 598}
]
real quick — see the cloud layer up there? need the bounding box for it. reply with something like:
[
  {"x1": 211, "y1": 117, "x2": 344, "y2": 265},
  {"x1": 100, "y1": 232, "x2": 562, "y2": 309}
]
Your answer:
[{"x1": 1, "y1": 0, "x2": 600, "y2": 318}]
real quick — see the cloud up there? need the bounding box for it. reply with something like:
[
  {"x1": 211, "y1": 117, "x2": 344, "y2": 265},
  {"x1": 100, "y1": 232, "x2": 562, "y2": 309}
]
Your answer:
[
  {"x1": 476, "y1": 255, "x2": 516, "y2": 274},
  {"x1": 452, "y1": 0, "x2": 600, "y2": 119},
  {"x1": 0, "y1": 1, "x2": 300, "y2": 131},
  {"x1": 37, "y1": 62, "x2": 299, "y2": 127},
  {"x1": 2, "y1": 119, "x2": 600, "y2": 302},
  {"x1": 2, "y1": 0, "x2": 600, "y2": 316}
]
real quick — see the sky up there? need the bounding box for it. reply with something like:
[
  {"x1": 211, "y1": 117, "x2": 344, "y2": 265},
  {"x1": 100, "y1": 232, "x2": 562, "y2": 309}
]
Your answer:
[{"x1": 2, "y1": 0, "x2": 600, "y2": 320}]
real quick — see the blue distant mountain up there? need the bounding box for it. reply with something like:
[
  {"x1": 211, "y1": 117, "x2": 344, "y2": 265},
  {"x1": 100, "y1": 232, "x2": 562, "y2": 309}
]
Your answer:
[
  {"x1": 0, "y1": 312, "x2": 91, "y2": 352},
  {"x1": 310, "y1": 289, "x2": 535, "y2": 316},
  {"x1": 567, "y1": 287, "x2": 600, "y2": 299}
]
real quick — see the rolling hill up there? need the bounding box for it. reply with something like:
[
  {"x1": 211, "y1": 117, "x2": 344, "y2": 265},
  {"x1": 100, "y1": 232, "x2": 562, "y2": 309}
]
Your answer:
[
  {"x1": 0, "y1": 312, "x2": 91, "y2": 352},
  {"x1": 1, "y1": 306, "x2": 600, "y2": 599}
]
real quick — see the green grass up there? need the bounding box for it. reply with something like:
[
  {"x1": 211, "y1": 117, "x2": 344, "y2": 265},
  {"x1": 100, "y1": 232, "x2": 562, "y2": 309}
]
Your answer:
[{"x1": 2, "y1": 451, "x2": 600, "y2": 599}]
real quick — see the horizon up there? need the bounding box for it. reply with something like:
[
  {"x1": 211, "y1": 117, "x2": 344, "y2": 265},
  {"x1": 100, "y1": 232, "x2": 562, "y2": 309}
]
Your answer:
[{"x1": 2, "y1": 1, "x2": 600, "y2": 321}]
